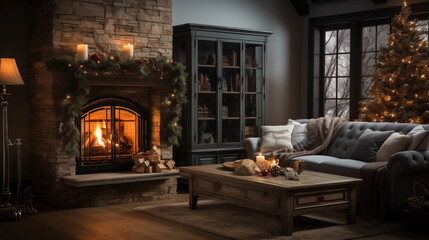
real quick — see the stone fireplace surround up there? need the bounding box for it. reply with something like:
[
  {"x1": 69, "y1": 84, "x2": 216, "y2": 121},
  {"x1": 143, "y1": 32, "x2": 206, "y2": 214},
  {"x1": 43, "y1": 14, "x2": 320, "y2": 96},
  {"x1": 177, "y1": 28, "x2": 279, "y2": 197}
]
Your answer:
[{"x1": 28, "y1": 0, "x2": 177, "y2": 207}]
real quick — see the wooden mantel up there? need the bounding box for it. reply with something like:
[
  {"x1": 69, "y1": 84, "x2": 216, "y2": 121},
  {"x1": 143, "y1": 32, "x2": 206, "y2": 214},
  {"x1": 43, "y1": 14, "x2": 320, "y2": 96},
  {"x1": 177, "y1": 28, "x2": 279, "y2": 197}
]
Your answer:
[{"x1": 85, "y1": 73, "x2": 172, "y2": 89}]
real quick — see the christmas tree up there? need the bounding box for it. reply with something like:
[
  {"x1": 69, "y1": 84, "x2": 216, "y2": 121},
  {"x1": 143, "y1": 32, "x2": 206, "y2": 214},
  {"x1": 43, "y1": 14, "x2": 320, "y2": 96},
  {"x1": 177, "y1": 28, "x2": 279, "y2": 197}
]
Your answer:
[{"x1": 359, "y1": 0, "x2": 429, "y2": 124}]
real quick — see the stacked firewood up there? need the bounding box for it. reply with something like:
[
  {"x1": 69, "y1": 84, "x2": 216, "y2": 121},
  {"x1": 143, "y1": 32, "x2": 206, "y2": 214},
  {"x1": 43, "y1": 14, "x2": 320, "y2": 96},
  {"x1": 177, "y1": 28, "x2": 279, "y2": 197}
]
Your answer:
[{"x1": 132, "y1": 146, "x2": 177, "y2": 173}]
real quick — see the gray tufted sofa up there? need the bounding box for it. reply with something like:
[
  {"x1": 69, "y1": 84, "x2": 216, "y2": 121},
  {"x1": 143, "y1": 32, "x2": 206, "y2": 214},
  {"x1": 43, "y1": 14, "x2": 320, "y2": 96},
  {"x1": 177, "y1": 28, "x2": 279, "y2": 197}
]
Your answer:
[{"x1": 243, "y1": 120, "x2": 429, "y2": 211}]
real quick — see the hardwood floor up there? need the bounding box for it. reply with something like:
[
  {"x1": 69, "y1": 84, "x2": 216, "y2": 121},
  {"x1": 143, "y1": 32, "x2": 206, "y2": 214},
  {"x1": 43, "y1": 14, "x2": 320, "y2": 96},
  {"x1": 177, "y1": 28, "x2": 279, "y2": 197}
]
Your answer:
[
  {"x1": 0, "y1": 194, "x2": 228, "y2": 240},
  {"x1": 0, "y1": 193, "x2": 427, "y2": 240}
]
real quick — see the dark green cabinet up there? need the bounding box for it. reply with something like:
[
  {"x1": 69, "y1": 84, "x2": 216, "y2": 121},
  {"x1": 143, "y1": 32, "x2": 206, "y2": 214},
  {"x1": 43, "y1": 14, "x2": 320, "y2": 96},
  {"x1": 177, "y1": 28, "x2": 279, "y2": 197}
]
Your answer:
[{"x1": 173, "y1": 24, "x2": 272, "y2": 166}]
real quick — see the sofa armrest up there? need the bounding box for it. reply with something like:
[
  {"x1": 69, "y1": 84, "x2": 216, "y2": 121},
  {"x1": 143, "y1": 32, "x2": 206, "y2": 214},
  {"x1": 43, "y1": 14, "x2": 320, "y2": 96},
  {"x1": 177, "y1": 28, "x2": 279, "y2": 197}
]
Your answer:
[
  {"x1": 387, "y1": 150, "x2": 429, "y2": 211},
  {"x1": 243, "y1": 137, "x2": 262, "y2": 159},
  {"x1": 387, "y1": 150, "x2": 429, "y2": 175}
]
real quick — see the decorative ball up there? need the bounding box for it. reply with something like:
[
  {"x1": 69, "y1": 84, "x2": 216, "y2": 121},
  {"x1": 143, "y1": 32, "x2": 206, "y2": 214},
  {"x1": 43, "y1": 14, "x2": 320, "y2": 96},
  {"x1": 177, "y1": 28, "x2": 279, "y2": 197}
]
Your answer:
[
  {"x1": 399, "y1": 106, "x2": 405, "y2": 110},
  {"x1": 90, "y1": 54, "x2": 103, "y2": 62},
  {"x1": 384, "y1": 95, "x2": 391, "y2": 101},
  {"x1": 261, "y1": 169, "x2": 269, "y2": 176},
  {"x1": 270, "y1": 165, "x2": 281, "y2": 177},
  {"x1": 172, "y1": 61, "x2": 177, "y2": 66},
  {"x1": 173, "y1": 112, "x2": 179, "y2": 117},
  {"x1": 403, "y1": 84, "x2": 409, "y2": 89}
]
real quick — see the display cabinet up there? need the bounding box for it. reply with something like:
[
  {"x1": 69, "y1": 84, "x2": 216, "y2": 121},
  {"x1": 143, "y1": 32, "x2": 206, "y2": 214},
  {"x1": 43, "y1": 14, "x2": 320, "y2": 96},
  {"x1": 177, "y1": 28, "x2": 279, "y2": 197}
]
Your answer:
[{"x1": 173, "y1": 24, "x2": 272, "y2": 166}]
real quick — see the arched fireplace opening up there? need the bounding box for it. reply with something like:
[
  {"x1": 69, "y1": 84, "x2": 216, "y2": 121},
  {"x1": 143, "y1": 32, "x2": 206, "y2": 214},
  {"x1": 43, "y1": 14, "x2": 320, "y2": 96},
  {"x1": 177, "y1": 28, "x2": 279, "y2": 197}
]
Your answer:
[{"x1": 77, "y1": 97, "x2": 150, "y2": 174}]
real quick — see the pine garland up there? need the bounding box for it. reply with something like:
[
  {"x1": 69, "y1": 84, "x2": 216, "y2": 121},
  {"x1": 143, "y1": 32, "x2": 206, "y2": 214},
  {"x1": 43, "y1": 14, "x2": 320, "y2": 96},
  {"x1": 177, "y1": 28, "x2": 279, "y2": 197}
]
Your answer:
[{"x1": 47, "y1": 55, "x2": 187, "y2": 157}]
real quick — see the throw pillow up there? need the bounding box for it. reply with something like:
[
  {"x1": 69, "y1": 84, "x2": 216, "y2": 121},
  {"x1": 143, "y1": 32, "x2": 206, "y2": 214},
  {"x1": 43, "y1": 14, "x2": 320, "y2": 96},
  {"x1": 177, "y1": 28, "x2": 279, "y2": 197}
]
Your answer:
[
  {"x1": 291, "y1": 124, "x2": 307, "y2": 146},
  {"x1": 260, "y1": 125, "x2": 294, "y2": 152},
  {"x1": 287, "y1": 119, "x2": 301, "y2": 125},
  {"x1": 350, "y1": 129, "x2": 394, "y2": 162},
  {"x1": 376, "y1": 132, "x2": 411, "y2": 162},
  {"x1": 407, "y1": 125, "x2": 429, "y2": 151}
]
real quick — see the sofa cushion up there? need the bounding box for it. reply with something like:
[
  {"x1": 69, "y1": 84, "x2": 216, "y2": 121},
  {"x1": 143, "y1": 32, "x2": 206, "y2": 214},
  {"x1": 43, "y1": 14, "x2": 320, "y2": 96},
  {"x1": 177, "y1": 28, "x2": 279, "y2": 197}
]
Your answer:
[
  {"x1": 407, "y1": 125, "x2": 429, "y2": 151},
  {"x1": 326, "y1": 122, "x2": 426, "y2": 159},
  {"x1": 350, "y1": 129, "x2": 394, "y2": 162},
  {"x1": 291, "y1": 155, "x2": 338, "y2": 172},
  {"x1": 376, "y1": 132, "x2": 411, "y2": 162},
  {"x1": 260, "y1": 125, "x2": 294, "y2": 152},
  {"x1": 319, "y1": 159, "x2": 367, "y2": 178}
]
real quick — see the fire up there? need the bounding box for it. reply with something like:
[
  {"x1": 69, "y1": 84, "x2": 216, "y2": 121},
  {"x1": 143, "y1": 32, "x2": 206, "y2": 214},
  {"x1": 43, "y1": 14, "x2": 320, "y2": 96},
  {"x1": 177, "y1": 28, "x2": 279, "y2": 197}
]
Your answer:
[{"x1": 94, "y1": 123, "x2": 105, "y2": 147}]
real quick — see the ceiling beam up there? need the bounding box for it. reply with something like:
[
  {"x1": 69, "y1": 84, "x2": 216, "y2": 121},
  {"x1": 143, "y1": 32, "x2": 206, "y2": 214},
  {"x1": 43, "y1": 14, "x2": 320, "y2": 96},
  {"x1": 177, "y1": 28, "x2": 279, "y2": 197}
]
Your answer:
[
  {"x1": 290, "y1": 0, "x2": 310, "y2": 15},
  {"x1": 372, "y1": 0, "x2": 387, "y2": 4}
]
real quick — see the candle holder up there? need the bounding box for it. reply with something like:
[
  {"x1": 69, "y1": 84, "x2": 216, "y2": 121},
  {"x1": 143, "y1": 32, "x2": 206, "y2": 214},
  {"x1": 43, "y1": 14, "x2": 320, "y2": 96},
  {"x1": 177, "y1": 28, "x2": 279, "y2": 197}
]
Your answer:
[{"x1": 292, "y1": 160, "x2": 305, "y2": 175}]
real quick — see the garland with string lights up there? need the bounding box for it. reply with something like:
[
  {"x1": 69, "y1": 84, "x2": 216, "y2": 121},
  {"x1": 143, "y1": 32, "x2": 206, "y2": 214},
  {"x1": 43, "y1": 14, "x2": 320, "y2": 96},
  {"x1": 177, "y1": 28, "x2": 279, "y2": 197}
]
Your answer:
[
  {"x1": 359, "y1": 0, "x2": 429, "y2": 123},
  {"x1": 47, "y1": 54, "x2": 187, "y2": 157}
]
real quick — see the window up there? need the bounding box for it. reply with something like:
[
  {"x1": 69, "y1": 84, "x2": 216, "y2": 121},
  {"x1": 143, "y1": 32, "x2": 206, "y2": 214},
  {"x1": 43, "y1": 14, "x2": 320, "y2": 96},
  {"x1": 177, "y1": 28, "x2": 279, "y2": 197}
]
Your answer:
[
  {"x1": 323, "y1": 29, "x2": 351, "y2": 119},
  {"x1": 309, "y1": 4, "x2": 429, "y2": 120},
  {"x1": 361, "y1": 24, "x2": 390, "y2": 100}
]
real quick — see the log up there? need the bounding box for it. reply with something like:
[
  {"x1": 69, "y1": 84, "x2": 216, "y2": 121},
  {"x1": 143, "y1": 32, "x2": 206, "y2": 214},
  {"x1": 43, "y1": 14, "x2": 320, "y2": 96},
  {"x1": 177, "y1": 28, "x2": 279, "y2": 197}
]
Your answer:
[
  {"x1": 165, "y1": 160, "x2": 175, "y2": 170},
  {"x1": 155, "y1": 164, "x2": 168, "y2": 173},
  {"x1": 144, "y1": 166, "x2": 154, "y2": 173}
]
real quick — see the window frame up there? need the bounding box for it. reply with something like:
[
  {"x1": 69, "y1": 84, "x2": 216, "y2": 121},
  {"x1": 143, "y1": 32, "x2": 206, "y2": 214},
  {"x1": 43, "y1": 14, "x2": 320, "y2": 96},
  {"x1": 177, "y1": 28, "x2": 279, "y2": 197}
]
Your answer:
[{"x1": 307, "y1": 3, "x2": 429, "y2": 120}]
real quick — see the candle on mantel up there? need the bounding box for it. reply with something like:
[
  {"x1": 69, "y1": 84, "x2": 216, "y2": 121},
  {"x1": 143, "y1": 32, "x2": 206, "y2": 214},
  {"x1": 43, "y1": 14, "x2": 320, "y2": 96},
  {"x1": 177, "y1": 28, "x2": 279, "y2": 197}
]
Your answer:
[
  {"x1": 76, "y1": 44, "x2": 88, "y2": 62},
  {"x1": 256, "y1": 153, "x2": 265, "y2": 170},
  {"x1": 123, "y1": 43, "x2": 134, "y2": 60}
]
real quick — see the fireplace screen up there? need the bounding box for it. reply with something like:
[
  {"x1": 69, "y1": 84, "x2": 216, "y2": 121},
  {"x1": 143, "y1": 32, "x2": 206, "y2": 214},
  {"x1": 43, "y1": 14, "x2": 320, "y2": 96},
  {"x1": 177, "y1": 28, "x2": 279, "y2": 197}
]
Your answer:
[{"x1": 78, "y1": 98, "x2": 149, "y2": 174}]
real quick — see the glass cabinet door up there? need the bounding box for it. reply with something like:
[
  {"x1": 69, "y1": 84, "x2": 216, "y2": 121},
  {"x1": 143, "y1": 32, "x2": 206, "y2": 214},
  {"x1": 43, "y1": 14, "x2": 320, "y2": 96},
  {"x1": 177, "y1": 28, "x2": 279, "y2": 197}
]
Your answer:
[
  {"x1": 245, "y1": 44, "x2": 263, "y2": 138},
  {"x1": 221, "y1": 41, "x2": 241, "y2": 143},
  {"x1": 197, "y1": 40, "x2": 217, "y2": 145}
]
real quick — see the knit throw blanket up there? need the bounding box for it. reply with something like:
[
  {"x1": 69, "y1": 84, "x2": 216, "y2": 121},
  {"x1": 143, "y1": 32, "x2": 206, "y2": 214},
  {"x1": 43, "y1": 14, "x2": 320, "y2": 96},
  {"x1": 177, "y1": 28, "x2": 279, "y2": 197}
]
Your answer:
[{"x1": 273, "y1": 117, "x2": 348, "y2": 167}]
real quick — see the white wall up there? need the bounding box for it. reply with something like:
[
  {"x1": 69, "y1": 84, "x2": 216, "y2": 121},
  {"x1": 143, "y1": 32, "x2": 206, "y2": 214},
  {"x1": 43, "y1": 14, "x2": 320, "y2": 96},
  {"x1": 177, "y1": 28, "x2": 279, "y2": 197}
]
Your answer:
[{"x1": 173, "y1": 0, "x2": 302, "y2": 124}]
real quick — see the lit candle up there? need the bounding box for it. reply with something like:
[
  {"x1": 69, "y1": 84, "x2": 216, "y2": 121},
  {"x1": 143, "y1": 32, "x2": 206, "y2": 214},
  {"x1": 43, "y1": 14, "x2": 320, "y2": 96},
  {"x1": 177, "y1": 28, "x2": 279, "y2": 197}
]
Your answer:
[
  {"x1": 256, "y1": 153, "x2": 265, "y2": 170},
  {"x1": 123, "y1": 43, "x2": 134, "y2": 60},
  {"x1": 77, "y1": 44, "x2": 88, "y2": 62},
  {"x1": 264, "y1": 159, "x2": 270, "y2": 171}
]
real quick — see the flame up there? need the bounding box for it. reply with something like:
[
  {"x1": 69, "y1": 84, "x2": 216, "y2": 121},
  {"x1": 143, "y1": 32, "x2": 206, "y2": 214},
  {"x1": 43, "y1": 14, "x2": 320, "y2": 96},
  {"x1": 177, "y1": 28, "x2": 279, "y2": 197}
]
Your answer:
[{"x1": 94, "y1": 123, "x2": 105, "y2": 147}]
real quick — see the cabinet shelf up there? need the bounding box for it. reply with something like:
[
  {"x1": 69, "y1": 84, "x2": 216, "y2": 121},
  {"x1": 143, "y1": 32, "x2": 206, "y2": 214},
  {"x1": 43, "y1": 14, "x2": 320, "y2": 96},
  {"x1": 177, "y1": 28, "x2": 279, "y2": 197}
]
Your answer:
[
  {"x1": 222, "y1": 91, "x2": 240, "y2": 94},
  {"x1": 198, "y1": 64, "x2": 216, "y2": 68},
  {"x1": 223, "y1": 65, "x2": 240, "y2": 69},
  {"x1": 198, "y1": 91, "x2": 216, "y2": 94},
  {"x1": 222, "y1": 117, "x2": 240, "y2": 120},
  {"x1": 245, "y1": 67, "x2": 262, "y2": 70},
  {"x1": 245, "y1": 117, "x2": 260, "y2": 119},
  {"x1": 198, "y1": 118, "x2": 216, "y2": 120},
  {"x1": 245, "y1": 92, "x2": 262, "y2": 94}
]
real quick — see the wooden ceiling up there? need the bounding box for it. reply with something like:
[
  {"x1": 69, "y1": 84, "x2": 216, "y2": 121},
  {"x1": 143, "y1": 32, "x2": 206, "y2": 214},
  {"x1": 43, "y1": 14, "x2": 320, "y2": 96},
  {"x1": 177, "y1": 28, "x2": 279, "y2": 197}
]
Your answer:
[{"x1": 290, "y1": 0, "x2": 388, "y2": 16}]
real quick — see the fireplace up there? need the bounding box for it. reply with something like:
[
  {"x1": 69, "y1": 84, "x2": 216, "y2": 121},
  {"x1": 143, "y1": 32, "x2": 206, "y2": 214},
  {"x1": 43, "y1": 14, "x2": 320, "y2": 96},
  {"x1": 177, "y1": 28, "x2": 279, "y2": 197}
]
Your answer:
[{"x1": 78, "y1": 97, "x2": 150, "y2": 174}]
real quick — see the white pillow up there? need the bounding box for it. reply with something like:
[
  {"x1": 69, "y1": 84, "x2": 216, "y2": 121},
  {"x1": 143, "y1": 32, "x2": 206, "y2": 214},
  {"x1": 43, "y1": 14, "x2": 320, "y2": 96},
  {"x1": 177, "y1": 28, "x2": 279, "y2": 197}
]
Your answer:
[
  {"x1": 287, "y1": 119, "x2": 301, "y2": 125},
  {"x1": 376, "y1": 132, "x2": 411, "y2": 162},
  {"x1": 260, "y1": 125, "x2": 294, "y2": 152},
  {"x1": 407, "y1": 125, "x2": 429, "y2": 150}
]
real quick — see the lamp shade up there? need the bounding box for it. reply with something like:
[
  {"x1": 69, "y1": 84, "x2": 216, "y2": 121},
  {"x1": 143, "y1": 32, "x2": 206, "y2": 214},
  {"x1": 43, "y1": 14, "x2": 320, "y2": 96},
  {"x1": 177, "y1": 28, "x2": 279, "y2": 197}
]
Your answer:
[{"x1": 0, "y1": 58, "x2": 24, "y2": 85}]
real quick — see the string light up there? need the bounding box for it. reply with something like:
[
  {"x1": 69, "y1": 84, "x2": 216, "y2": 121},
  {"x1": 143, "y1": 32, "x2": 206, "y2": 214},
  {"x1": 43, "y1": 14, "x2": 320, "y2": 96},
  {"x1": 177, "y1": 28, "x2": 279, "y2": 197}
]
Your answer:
[
  {"x1": 110, "y1": 56, "x2": 114, "y2": 60},
  {"x1": 68, "y1": 64, "x2": 72, "y2": 67},
  {"x1": 66, "y1": 95, "x2": 71, "y2": 99}
]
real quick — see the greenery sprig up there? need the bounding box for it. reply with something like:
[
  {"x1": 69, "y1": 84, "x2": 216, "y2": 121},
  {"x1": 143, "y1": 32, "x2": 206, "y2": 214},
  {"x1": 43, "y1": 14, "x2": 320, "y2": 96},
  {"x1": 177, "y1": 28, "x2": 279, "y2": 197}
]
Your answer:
[{"x1": 47, "y1": 54, "x2": 187, "y2": 157}]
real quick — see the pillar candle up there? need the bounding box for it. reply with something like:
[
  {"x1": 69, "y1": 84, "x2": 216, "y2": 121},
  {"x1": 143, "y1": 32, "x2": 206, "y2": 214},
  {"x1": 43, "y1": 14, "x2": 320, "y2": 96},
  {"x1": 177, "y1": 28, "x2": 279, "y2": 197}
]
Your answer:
[
  {"x1": 77, "y1": 44, "x2": 88, "y2": 62},
  {"x1": 255, "y1": 154, "x2": 265, "y2": 170},
  {"x1": 123, "y1": 43, "x2": 134, "y2": 60},
  {"x1": 264, "y1": 160, "x2": 270, "y2": 171}
]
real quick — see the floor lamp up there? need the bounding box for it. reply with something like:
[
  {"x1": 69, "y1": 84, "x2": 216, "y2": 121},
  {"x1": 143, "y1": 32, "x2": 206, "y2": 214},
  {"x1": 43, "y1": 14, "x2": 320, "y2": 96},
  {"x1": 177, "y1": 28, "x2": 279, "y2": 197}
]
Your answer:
[{"x1": 0, "y1": 58, "x2": 24, "y2": 213}]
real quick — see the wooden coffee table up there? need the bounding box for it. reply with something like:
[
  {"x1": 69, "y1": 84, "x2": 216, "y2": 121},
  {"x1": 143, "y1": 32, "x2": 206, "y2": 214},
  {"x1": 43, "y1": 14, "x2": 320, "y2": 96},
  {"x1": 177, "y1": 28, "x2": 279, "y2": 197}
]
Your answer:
[{"x1": 180, "y1": 164, "x2": 362, "y2": 236}]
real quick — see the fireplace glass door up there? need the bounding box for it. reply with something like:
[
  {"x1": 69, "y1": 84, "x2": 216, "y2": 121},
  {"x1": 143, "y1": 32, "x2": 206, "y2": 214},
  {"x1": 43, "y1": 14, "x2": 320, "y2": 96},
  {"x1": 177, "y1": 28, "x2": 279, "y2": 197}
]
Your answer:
[{"x1": 78, "y1": 99, "x2": 148, "y2": 174}]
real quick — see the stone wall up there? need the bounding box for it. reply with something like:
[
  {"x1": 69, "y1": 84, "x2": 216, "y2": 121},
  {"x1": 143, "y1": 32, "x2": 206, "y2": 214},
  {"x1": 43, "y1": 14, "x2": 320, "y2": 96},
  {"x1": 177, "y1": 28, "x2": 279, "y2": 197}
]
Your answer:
[{"x1": 27, "y1": 0, "x2": 174, "y2": 207}]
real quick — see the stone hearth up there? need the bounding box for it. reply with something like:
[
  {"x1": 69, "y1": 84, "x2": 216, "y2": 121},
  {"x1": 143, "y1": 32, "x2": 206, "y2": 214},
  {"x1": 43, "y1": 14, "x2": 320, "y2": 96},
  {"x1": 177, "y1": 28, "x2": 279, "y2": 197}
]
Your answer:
[{"x1": 27, "y1": 0, "x2": 176, "y2": 207}]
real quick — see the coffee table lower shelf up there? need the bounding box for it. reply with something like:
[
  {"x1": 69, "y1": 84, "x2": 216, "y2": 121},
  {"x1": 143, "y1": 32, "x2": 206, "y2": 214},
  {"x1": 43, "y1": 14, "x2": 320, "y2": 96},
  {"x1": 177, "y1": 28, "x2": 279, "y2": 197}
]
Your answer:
[{"x1": 180, "y1": 164, "x2": 361, "y2": 236}]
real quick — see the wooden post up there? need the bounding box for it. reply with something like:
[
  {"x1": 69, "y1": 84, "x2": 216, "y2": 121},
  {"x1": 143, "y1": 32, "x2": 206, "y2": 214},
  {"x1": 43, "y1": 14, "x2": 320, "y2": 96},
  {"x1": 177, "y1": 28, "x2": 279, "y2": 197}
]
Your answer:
[
  {"x1": 189, "y1": 177, "x2": 198, "y2": 210},
  {"x1": 280, "y1": 190, "x2": 293, "y2": 236}
]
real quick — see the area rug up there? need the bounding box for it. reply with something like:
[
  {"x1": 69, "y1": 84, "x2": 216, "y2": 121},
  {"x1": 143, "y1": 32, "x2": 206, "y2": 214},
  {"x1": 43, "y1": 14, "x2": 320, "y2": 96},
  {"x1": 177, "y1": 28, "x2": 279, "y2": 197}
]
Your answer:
[{"x1": 133, "y1": 200, "x2": 404, "y2": 240}]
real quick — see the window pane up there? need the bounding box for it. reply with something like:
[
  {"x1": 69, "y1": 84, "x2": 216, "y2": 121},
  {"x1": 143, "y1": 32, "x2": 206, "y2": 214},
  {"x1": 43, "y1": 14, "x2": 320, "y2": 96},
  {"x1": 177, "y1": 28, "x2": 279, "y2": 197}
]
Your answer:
[
  {"x1": 325, "y1": 55, "x2": 336, "y2": 77},
  {"x1": 417, "y1": 20, "x2": 428, "y2": 42},
  {"x1": 362, "y1": 26, "x2": 376, "y2": 52},
  {"x1": 325, "y1": 31, "x2": 337, "y2": 54},
  {"x1": 338, "y1": 78, "x2": 350, "y2": 98},
  {"x1": 338, "y1": 54, "x2": 350, "y2": 76},
  {"x1": 361, "y1": 52, "x2": 375, "y2": 76},
  {"x1": 361, "y1": 77, "x2": 373, "y2": 98},
  {"x1": 338, "y1": 29, "x2": 350, "y2": 53},
  {"x1": 324, "y1": 78, "x2": 336, "y2": 98},
  {"x1": 377, "y1": 24, "x2": 390, "y2": 50},
  {"x1": 324, "y1": 100, "x2": 336, "y2": 117},
  {"x1": 338, "y1": 100, "x2": 350, "y2": 119}
]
